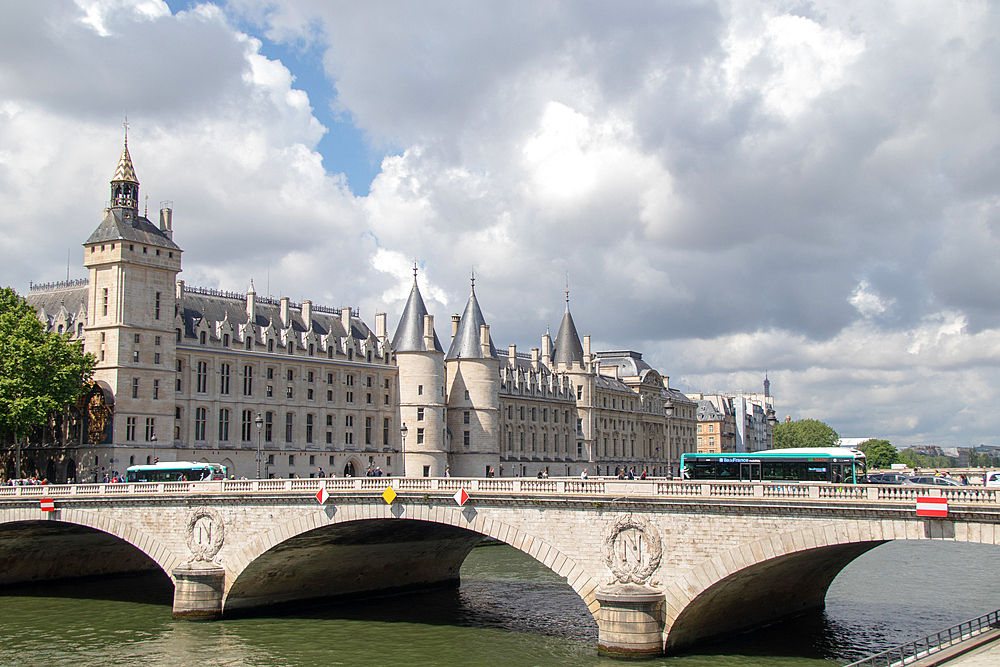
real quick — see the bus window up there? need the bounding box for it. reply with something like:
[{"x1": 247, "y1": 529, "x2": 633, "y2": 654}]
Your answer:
[
  {"x1": 804, "y1": 465, "x2": 828, "y2": 482},
  {"x1": 716, "y1": 462, "x2": 738, "y2": 479},
  {"x1": 693, "y1": 462, "x2": 715, "y2": 479}
]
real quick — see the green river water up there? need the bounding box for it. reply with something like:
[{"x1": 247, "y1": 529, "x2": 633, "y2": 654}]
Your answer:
[{"x1": 2, "y1": 540, "x2": 999, "y2": 667}]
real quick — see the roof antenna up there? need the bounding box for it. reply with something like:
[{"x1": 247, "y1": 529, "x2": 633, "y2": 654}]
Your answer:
[
  {"x1": 413, "y1": 260, "x2": 418, "y2": 282},
  {"x1": 144, "y1": 194, "x2": 148, "y2": 217},
  {"x1": 123, "y1": 111, "x2": 129, "y2": 145},
  {"x1": 471, "y1": 267, "x2": 476, "y2": 292},
  {"x1": 67, "y1": 248, "x2": 70, "y2": 281}
]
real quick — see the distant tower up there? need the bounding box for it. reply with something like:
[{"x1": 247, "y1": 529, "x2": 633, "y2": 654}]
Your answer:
[
  {"x1": 763, "y1": 374, "x2": 770, "y2": 398},
  {"x1": 392, "y1": 267, "x2": 447, "y2": 477},
  {"x1": 445, "y1": 275, "x2": 500, "y2": 477},
  {"x1": 549, "y1": 286, "x2": 595, "y2": 463},
  {"x1": 83, "y1": 129, "x2": 182, "y2": 450}
]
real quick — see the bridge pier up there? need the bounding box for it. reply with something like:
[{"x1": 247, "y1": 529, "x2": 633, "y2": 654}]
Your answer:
[
  {"x1": 172, "y1": 562, "x2": 225, "y2": 621},
  {"x1": 595, "y1": 585, "x2": 666, "y2": 659}
]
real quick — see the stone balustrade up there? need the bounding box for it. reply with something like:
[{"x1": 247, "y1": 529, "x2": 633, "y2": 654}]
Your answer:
[{"x1": 2, "y1": 478, "x2": 997, "y2": 505}]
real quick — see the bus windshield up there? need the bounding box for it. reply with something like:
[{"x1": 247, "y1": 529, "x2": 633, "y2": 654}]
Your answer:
[{"x1": 126, "y1": 462, "x2": 227, "y2": 483}]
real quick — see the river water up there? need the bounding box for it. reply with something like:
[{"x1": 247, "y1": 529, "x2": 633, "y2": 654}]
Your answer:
[{"x1": 2, "y1": 540, "x2": 1000, "y2": 667}]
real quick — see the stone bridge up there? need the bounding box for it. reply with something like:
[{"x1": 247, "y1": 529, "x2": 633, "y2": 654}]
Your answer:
[{"x1": 2, "y1": 477, "x2": 1000, "y2": 658}]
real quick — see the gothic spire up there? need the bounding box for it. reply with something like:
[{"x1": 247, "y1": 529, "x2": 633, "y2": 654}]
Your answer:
[
  {"x1": 110, "y1": 119, "x2": 139, "y2": 210},
  {"x1": 391, "y1": 267, "x2": 443, "y2": 352},
  {"x1": 446, "y1": 278, "x2": 497, "y2": 359},
  {"x1": 552, "y1": 287, "x2": 584, "y2": 366}
]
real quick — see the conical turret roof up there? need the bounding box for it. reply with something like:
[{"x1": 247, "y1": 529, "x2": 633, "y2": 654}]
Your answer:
[
  {"x1": 113, "y1": 141, "x2": 139, "y2": 184},
  {"x1": 392, "y1": 278, "x2": 443, "y2": 352},
  {"x1": 552, "y1": 303, "x2": 584, "y2": 366},
  {"x1": 446, "y1": 285, "x2": 497, "y2": 359}
]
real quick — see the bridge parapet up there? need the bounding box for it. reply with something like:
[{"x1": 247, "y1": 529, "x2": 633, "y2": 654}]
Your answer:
[{"x1": 2, "y1": 478, "x2": 999, "y2": 506}]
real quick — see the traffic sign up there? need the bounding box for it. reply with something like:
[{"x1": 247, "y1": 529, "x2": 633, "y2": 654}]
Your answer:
[
  {"x1": 453, "y1": 488, "x2": 469, "y2": 506},
  {"x1": 40, "y1": 498, "x2": 55, "y2": 512},
  {"x1": 315, "y1": 487, "x2": 329, "y2": 505},
  {"x1": 382, "y1": 486, "x2": 397, "y2": 504},
  {"x1": 916, "y1": 497, "x2": 948, "y2": 517}
]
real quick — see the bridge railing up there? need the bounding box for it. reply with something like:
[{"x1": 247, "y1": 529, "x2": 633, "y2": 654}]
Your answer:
[
  {"x1": 2, "y1": 479, "x2": 999, "y2": 505},
  {"x1": 844, "y1": 608, "x2": 1000, "y2": 667}
]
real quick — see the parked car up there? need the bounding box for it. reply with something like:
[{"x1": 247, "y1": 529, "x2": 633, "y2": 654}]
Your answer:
[
  {"x1": 902, "y1": 475, "x2": 963, "y2": 487},
  {"x1": 984, "y1": 471, "x2": 1000, "y2": 488},
  {"x1": 864, "y1": 472, "x2": 910, "y2": 484}
]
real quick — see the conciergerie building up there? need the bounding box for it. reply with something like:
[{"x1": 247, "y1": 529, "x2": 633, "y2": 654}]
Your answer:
[{"x1": 21, "y1": 136, "x2": 699, "y2": 482}]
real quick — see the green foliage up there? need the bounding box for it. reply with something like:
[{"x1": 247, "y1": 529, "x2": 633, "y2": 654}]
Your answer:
[
  {"x1": 772, "y1": 419, "x2": 839, "y2": 449},
  {"x1": 969, "y1": 451, "x2": 1000, "y2": 468},
  {"x1": 858, "y1": 439, "x2": 899, "y2": 469},
  {"x1": 0, "y1": 287, "x2": 95, "y2": 442},
  {"x1": 897, "y1": 449, "x2": 957, "y2": 469}
]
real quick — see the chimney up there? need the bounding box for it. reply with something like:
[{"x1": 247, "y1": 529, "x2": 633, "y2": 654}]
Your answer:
[
  {"x1": 508, "y1": 344, "x2": 516, "y2": 366},
  {"x1": 341, "y1": 307, "x2": 352, "y2": 335},
  {"x1": 301, "y1": 300, "x2": 312, "y2": 329},
  {"x1": 541, "y1": 331, "x2": 551, "y2": 368},
  {"x1": 663, "y1": 375, "x2": 670, "y2": 389},
  {"x1": 375, "y1": 312, "x2": 387, "y2": 339},
  {"x1": 246, "y1": 284, "x2": 256, "y2": 324},
  {"x1": 159, "y1": 201, "x2": 173, "y2": 240},
  {"x1": 423, "y1": 315, "x2": 435, "y2": 351},
  {"x1": 480, "y1": 324, "x2": 491, "y2": 358},
  {"x1": 583, "y1": 335, "x2": 592, "y2": 368},
  {"x1": 451, "y1": 314, "x2": 461, "y2": 343},
  {"x1": 531, "y1": 347, "x2": 539, "y2": 371},
  {"x1": 280, "y1": 297, "x2": 290, "y2": 328}
]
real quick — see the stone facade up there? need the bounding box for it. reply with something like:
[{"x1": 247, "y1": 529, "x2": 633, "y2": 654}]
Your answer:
[{"x1": 20, "y1": 138, "x2": 720, "y2": 482}]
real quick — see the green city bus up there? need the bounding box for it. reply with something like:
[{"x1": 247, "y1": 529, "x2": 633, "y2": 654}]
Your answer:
[
  {"x1": 681, "y1": 448, "x2": 867, "y2": 483},
  {"x1": 125, "y1": 461, "x2": 227, "y2": 482}
]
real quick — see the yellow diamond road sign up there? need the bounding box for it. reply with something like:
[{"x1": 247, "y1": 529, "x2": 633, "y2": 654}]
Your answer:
[{"x1": 382, "y1": 486, "x2": 397, "y2": 504}]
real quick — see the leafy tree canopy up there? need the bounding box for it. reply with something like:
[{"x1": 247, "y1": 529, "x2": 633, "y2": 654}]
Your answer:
[
  {"x1": 0, "y1": 287, "x2": 95, "y2": 442},
  {"x1": 858, "y1": 439, "x2": 899, "y2": 470},
  {"x1": 772, "y1": 419, "x2": 839, "y2": 449}
]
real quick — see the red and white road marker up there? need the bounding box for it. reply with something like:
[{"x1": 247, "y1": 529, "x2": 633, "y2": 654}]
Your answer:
[
  {"x1": 40, "y1": 498, "x2": 55, "y2": 512},
  {"x1": 916, "y1": 496, "x2": 948, "y2": 518},
  {"x1": 453, "y1": 488, "x2": 469, "y2": 506},
  {"x1": 315, "y1": 487, "x2": 329, "y2": 505}
]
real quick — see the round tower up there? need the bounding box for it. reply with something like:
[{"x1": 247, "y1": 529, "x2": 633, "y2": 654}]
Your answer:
[
  {"x1": 392, "y1": 270, "x2": 448, "y2": 477},
  {"x1": 445, "y1": 278, "x2": 501, "y2": 478}
]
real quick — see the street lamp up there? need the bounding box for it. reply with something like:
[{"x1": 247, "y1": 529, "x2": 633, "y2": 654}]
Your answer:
[
  {"x1": 150, "y1": 434, "x2": 157, "y2": 464},
  {"x1": 664, "y1": 399, "x2": 674, "y2": 478},
  {"x1": 255, "y1": 413, "x2": 264, "y2": 479},
  {"x1": 400, "y1": 423, "x2": 408, "y2": 478}
]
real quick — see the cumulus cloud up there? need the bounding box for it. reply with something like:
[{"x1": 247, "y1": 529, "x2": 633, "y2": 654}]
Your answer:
[{"x1": 4, "y1": 0, "x2": 1000, "y2": 448}]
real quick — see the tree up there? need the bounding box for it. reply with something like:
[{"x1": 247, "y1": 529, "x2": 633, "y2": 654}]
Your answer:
[
  {"x1": 858, "y1": 439, "x2": 899, "y2": 470},
  {"x1": 772, "y1": 419, "x2": 839, "y2": 449},
  {"x1": 0, "y1": 287, "x2": 95, "y2": 477}
]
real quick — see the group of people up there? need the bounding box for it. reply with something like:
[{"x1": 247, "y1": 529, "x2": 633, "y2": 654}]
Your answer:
[{"x1": 4, "y1": 476, "x2": 51, "y2": 486}]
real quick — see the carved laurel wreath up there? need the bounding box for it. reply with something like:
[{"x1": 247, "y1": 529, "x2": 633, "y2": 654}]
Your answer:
[
  {"x1": 601, "y1": 513, "x2": 663, "y2": 585},
  {"x1": 186, "y1": 506, "x2": 225, "y2": 562}
]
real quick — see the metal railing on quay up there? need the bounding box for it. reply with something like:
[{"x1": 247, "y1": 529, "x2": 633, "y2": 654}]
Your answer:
[
  {"x1": 1, "y1": 479, "x2": 998, "y2": 504},
  {"x1": 845, "y1": 609, "x2": 1000, "y2": 667}
]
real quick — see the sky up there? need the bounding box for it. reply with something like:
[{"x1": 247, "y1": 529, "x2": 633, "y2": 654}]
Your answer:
[{"x1": 2, "y1": 0, "x2": 1000, "y2": 450}]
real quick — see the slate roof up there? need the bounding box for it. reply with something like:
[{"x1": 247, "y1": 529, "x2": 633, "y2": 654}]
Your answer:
[
  {"x1": 85, "y1": 207, "x2": 181, "y2": 250},
  {"x1": 446, "y1": 288, "x2": 498, "y2": 359},
  {"x1": 552, "y1": 306, "x2": 584, "y2": 366},
  {"x1": 179, "y1": 291, "x2": 372, "y2": 345},
  {"x1": 593, "y1": 350, "x2": 653, "y2": 378},
  {"x1": 25, "y1": 284, "x2": 89, "y2": 335},
  {"x1": 391, "y1": 279, "x2": 443, "y2": 353}
]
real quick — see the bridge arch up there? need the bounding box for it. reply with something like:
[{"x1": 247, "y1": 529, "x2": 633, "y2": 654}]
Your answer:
[
  {"x1": 662, "y1": 517, "x2": 1000, "y2": 651},
  {"x1": 225, "y1": 501, "x2": 600, "y2": 617},
  {"x1": 0, "y1": 507, "x2": 183, "y2": 584}
]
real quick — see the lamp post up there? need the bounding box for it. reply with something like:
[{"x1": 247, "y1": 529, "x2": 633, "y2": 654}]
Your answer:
[
  {"x1": 664, "y1": 399, "x2": 674, "y2": 478},
  {"x1": 400, "y1": 423, "x2": 408, "y2": 478},
  {"x1": 150, "y1": 434, "x2": 157, "y2": 464},
  {"x1": 255, "y1": 413, "x2": 264, "y2": 479}
]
